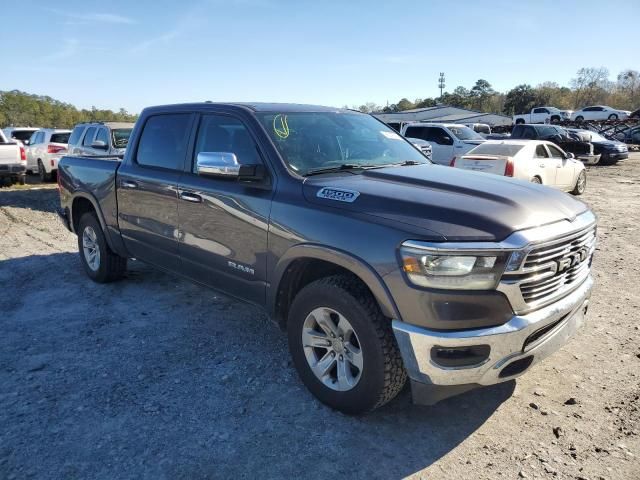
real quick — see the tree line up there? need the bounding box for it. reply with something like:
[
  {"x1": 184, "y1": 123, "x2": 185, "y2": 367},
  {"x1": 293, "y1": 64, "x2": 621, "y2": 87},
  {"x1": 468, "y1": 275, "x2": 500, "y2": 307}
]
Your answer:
[
  {"x1": 0, "y1": 90, "x2": 138, "y2": 129},
  {"x1": 351, "y1": 68, "x2": 640, "y2": 116}
]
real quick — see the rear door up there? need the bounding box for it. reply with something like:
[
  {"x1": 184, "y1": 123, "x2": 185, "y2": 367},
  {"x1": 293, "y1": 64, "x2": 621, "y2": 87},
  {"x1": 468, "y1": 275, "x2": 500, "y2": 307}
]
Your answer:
[
  {"x1": 117, "y1": 113, "x2": 195, "y2": 271},
  {"x1": 80, "y1": 127, "x2": 97, "y2": 156},
  {"x1": 534, "y1": 144, "x2": 556, "y2": 185},
  {"x1": 177, "y1": 113, "x2": 272, "y2": 304}
]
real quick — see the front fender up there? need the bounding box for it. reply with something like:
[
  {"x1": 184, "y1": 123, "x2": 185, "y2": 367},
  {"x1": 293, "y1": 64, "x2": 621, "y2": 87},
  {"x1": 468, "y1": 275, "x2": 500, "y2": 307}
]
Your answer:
[{"x1": 268, "y1": 243, "x2": 401, "y2": 322}]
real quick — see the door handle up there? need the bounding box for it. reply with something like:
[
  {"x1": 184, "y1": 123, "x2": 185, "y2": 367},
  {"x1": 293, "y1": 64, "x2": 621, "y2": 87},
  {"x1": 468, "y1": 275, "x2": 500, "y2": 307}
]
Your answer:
[
  {"x1": 121, "y1": 180, "x2": 138, "y2": 189},
  {"x1": 538, "y1": 163, "x2": 545, "y2": 168},
  {"x1": 179, "y1": 191, "x2": 202, "y2": 203}
]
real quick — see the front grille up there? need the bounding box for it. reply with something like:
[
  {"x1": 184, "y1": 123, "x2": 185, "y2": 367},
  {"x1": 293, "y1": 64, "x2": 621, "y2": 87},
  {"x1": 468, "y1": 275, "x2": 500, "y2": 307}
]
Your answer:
[{"x1": 517, "y1": 226, "x2": 596, "y2": 307}]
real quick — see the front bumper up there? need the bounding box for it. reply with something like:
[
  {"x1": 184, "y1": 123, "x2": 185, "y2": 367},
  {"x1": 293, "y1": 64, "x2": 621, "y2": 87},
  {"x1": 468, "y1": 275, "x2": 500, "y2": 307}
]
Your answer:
[
  {"x1": 602, "y1": 151, "x2": 628, "y2": 161},
  {"x1": 393, "y1": 275, "x2": 592, "y2": 405},
  {"x1": 577, "y1": 153, "x2": 601, "y2": 165}
]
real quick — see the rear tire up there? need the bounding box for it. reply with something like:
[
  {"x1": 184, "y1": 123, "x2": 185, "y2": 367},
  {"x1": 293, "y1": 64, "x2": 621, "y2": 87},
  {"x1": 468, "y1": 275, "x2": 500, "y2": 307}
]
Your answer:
[
  {"x1": 287, "y1": 274, "x2": 406, "y2": 414},
  {"x1": 571, "y1": 171, "x2": 587, "y2": 195},
  {"x1": 608, "y1": 114, "x2": 618, "y2": 120},
  {"x1": 515, "y1": 119, "x2": 525, "y2": 125},
  {"x1": 575, "y1": 116, "x2": 584, "y2": 122},
  {"x1": 38, "y1": 160, "x2": 51, "y2": 182},
  {"x1": 77, "y1": 213, "x2": 127, "y2": 283},
  {"x1": 530, "y1": 176, "x2": 542, "y2": 184},
  {"x1": 18, "y1": 175, "x2": 26, "y2": 185}
]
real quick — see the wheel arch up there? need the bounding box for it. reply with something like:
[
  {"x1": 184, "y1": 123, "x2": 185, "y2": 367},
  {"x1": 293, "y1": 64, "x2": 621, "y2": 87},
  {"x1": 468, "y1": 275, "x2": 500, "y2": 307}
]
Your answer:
[
  {"x1": 70, "y1": 192, "x2": 116, "y2": 251},
  {"x1": 269, "y1": 244, "x2": 401, "y2": 329}
]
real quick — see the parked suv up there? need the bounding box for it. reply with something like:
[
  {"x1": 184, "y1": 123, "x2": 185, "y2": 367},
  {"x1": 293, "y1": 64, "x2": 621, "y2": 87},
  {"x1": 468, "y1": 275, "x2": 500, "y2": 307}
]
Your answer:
[
  {"x1": 401, "y1": 122, "x2": 485, "y2": 165},
  {"x1": 25, "y1": 129, "x2": 71, "y2": 181},
  {"x1": 68, "y1": 122, "x2": 135, "y2": 157}
]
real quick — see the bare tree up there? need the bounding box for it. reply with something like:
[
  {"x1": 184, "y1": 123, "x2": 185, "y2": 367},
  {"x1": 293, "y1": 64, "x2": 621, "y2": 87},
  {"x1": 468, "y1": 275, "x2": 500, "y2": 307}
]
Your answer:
[{"x1": 570, "y1": 67, "x2": 610, "y2": 107}]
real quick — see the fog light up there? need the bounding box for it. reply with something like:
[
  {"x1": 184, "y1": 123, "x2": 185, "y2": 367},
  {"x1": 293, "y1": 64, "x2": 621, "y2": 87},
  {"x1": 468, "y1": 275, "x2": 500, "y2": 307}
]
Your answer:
[{"x1": 431, "y1": 345, "x2": 490, "y2": 368}]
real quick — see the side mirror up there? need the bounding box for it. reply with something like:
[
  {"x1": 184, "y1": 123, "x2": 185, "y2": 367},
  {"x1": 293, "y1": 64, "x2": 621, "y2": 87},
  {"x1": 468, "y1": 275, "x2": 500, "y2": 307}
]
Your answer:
[
  {"x1": 565, "y1": 152, "x2": 575, "y2": 159},
  {"x1": 441, "y1": 136, "x2": 453, "y2": 146},
  {"x1": 197, "y1": 152, "x2": 240, "y2": 177},
  {"x1": 196, "y1": 152, "x2": 265, "y2": 181},
  {"x1": 24, "y1": 140, "x2": 30, "y2": 146},
  {"x1": 91, "y1": 140, "x2": 108, "y2": 150}
]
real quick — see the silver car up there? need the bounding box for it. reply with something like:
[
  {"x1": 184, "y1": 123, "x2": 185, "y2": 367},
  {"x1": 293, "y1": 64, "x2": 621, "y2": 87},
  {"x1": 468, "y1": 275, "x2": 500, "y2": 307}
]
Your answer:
[
  {"x1": 68, "y1": 122, "x2": 135, "y2": 157},
  {"x1": 25, "y1": 128, "x2": 71, "y2": 181}
]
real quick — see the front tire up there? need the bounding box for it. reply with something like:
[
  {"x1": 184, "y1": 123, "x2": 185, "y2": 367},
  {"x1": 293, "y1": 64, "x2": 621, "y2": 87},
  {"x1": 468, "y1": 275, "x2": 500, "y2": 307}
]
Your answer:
[
  {"x1": 608, "y1": 114, "x2": 618, "y2": 120},
  {"x1": 530, "y1": 176, "x2": 542, "y2": 184},
  {"x1": 77, "y1": 213, "x2": 127, "y2": 283},
  {"x1": 287, "y1": 275, "x2": 406, "y2": 414},
  {"x1": 571, "y1": 170, "x2": 587, "y2": 195}
]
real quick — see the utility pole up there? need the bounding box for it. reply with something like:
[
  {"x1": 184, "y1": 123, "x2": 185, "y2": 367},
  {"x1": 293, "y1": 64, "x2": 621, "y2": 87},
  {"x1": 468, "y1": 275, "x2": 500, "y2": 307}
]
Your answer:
[{"x1": 438, "y1": 72, "x2": 446, "y2": 99}]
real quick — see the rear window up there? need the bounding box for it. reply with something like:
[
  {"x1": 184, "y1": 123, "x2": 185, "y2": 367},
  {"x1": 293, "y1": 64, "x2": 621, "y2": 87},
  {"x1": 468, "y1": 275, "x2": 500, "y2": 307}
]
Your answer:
[
  {"x1": 467, "y1": 143, "x2": 525, "y2": 156},
  {"x1": 112, "y1": 128, "x2": 133, "y2": 149},
  {"x1": 50, "y1": 132, "x2": 70, "y2": 144},
  {"x1": 10, "y1": 130, "x2": 36, "y2": 142}
]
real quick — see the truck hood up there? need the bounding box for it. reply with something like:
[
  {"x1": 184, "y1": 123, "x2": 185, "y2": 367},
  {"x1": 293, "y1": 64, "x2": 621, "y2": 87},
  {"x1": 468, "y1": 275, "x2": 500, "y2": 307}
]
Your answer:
[{"x1": 302, "y1": 164, "x2": 588, "y2": 241}]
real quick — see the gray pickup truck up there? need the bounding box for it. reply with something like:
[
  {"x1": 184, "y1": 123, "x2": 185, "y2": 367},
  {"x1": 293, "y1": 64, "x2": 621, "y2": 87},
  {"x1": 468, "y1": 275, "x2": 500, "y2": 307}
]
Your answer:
[{"x1": 57, "y1": 103, "x2": 596, "y2": 413}]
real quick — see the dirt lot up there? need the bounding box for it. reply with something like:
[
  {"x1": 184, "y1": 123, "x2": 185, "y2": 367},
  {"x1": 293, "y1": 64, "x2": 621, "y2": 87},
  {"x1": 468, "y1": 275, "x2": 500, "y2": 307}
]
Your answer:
[{"x1": 1, "y1": 158, "x2": 639, "y2": 480}]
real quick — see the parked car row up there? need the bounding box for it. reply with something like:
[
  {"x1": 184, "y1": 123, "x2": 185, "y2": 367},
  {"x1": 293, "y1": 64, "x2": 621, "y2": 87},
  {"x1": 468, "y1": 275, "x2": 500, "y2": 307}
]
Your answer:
[{"x1": 1, "y1": 122, "x2": 134, "y2": 182}]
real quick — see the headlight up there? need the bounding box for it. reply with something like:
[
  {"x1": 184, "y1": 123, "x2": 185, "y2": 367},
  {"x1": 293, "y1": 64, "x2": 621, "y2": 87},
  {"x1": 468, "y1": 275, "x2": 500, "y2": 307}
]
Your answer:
[{"x1": 400, "y1": 244, "x2": 509, "y2": 290}]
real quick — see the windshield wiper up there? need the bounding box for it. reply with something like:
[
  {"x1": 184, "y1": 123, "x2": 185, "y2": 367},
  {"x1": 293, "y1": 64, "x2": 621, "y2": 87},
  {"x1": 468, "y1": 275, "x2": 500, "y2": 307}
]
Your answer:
[{"x1": 304, "y1": 164, "x2": 369, "y2": 176}]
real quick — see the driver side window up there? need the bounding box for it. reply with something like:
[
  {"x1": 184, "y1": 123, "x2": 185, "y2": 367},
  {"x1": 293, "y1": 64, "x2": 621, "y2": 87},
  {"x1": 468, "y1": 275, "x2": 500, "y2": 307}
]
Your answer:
[
  {"x1": 193, "y1": 115, "x2": 262, "y2": 172},
  {"x1": 547, "y1": 145, "x2": 564, "y2": 158}
]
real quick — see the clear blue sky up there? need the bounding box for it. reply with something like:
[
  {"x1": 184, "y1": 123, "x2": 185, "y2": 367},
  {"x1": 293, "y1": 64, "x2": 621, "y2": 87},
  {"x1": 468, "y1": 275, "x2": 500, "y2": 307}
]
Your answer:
[{"x1": 2, "y1": 0, "x2": 638, "y2": 113}]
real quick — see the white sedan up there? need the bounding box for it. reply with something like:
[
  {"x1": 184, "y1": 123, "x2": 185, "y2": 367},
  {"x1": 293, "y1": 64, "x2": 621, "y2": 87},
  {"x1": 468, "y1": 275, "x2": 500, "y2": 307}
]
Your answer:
[
  {"x1": 570, "y1": 105, "x2": 631, "y2": 122},
  {"x1": 451, "y1": 140, "x2": 587, "y2": 195}
]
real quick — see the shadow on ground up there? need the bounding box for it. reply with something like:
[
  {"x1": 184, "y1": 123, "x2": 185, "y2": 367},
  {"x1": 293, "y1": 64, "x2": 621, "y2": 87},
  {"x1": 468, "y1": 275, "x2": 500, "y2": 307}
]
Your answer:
[
  {"x1": 0, "y1": 181, "x2": 58, "y2": 213},
  {"x1": 0, "y1": 252, "x2": 514, "y2": 479}
]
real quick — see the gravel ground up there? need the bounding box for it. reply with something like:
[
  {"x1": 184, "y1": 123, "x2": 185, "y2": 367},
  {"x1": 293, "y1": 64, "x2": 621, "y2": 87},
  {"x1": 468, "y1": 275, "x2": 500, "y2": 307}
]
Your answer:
[{"x1": 1, "y1": 158, "x2": 639, "y2": 480}]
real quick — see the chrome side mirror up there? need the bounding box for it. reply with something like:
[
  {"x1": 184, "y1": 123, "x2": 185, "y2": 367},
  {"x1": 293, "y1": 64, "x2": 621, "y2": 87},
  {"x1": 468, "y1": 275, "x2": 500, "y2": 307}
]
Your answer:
[
  {"x1": 91, "y1": 140, "x2": 108, "y2": 150},
  {"x1": 565, "y1": 152, "x2": 575, "y2": 159},
  {"x1": 196, "y1": 152, "x2": 240, "y2": 177}
]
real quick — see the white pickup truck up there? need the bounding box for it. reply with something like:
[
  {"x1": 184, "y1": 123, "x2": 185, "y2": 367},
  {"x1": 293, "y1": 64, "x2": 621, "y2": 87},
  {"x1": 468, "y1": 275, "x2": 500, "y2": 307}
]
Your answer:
[
  {"x1": 513, "y1": 107, "x2": 572, "y2": 125},
  {"x1": 0, "y1": 130, "x2": 27, "y2": 185}
]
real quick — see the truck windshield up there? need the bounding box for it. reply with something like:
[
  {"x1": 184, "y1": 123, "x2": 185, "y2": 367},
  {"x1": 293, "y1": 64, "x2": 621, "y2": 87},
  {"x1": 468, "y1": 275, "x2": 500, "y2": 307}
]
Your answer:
[
  {"x1": 257, "y1": 112, "x2": 428, "y2": 176},
  {"x1": 112, "y1": 128, "x2": 133, "y2": 149},
  {"x1": 447, "y1": 125, "x2": 484, "y2": 141}
]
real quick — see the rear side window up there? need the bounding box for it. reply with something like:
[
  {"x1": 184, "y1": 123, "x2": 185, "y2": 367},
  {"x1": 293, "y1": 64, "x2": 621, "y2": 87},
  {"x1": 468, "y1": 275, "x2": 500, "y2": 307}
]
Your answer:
[
  {"x1": 50, "y1": 132, "x2": 71, "y2": 144},
  {"x1": 136, "y1": 114, "x2": 192, "y2": 170},
  {"x1": 82, "y1": 127, "x2": 96, "y2": 146},
  {"x1": 68, "y1": 126, "x2": 84, "y2": 145},
  {"x1": 193, "y1": 114, "x2": 262, "y2": 170},
  {"x1": 404, "y1": 126, "x2": 449, "y2": 144},
  {"x1": 535, "y1": 145, "x2": 549, "y2": 158},
  {"x1": 10, "y1": 130, "x2": 36, "y2": 142}
]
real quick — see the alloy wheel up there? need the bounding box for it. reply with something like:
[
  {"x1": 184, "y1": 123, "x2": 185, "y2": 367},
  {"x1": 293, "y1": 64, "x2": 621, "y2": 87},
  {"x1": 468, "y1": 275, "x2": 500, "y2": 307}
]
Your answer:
[
  {"x1": 82, "y1": 226, "x2": 101, "y2": 271},
  {"x1": 301, "y1": 307, "x2": 363, "y2": 391}
]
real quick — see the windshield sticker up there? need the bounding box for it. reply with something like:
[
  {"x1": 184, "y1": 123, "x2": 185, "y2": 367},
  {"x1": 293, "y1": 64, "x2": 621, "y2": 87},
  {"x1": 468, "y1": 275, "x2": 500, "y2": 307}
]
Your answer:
[
  {"x1": 316, "y1": 187, "x2": 360, "y2": 203},
  {"x1": 273, "y1": 114, "x2": 290, "y2": 139},
  {"x1": 381, "y1": 131, "x2": 401, "y2": 140}
]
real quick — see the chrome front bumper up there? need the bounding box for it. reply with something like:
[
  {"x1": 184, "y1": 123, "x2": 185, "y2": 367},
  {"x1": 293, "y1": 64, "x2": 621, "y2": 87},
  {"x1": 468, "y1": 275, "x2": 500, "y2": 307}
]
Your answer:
[{"x1": 393, "y1": 275, "x2": 592, "y2": 404}]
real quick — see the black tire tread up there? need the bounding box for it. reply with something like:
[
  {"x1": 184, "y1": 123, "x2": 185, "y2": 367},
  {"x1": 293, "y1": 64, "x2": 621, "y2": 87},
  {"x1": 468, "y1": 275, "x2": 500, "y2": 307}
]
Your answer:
[
  {"x1": 571, "y1": 171, "x2": 586, "y2": 196},
  {"x1": 302, "y1": 274, "x2": 407, "y2": 411}
]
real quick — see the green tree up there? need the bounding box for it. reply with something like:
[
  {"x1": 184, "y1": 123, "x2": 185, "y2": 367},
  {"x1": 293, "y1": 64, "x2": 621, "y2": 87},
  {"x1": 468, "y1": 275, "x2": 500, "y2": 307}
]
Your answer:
[{"x1": 503, "y1": 84, "x2": 538, "y2": 115}]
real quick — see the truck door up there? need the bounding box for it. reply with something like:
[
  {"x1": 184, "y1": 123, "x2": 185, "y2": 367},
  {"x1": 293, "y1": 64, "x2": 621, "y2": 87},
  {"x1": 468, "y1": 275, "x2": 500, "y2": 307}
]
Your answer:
[
  {"x1": 177, "y1": 113, "x2": 271, "y2": 305},
  {"x1": 117, "y1": 113, "x2": 195, "y2": 271}
]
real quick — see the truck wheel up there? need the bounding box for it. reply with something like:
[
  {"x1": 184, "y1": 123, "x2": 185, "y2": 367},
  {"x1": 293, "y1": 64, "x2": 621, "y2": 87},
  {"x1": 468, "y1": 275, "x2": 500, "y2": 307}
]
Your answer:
[
  {"x1": 550, "y1": 116, "x2": 560, "y2": 123},
  {"x1": 287, "y1": 275, "x2": 406, "y2": 414},
  {"x1": 575, "y1": 116, "x2": 584, "y2": 122},
  {"x1": 38, "y1": 160, "x2": 51, "y2": 182},
  {"x1": 515, "y1": 119, "x2": 524, "y2": 125},
  {"x1": 571, "y1": 171, "x2": 586, "y2": 195},
  {"x1": 77, "y1": 213, "x2": 127, "y2": 283},
  {"x1": 18, "y1": 175, "x2": 26, "y2": 185}
]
